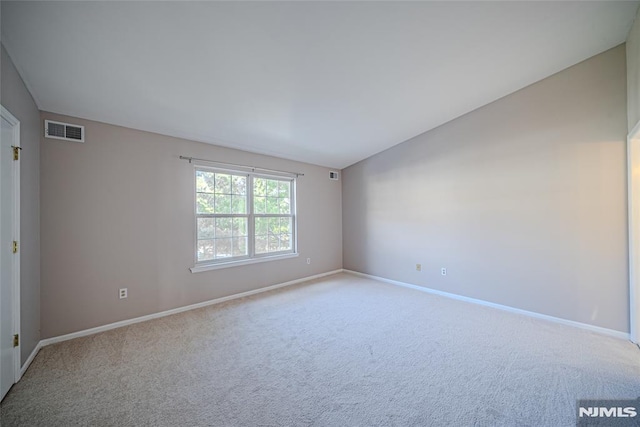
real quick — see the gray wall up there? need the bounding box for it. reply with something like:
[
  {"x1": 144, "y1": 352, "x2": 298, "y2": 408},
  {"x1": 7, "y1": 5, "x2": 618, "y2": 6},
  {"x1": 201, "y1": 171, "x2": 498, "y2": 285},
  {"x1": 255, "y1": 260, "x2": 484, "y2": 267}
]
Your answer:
[
  {"x1": 343, "y1": 45, "x2": 629, "y2": 333},
  {"x1": 629, "y1": 5, "x2": 640, "y2": 133},
  {"x1": 1, "y1": 44, "x2": 41, "y2": 364},
  {"x1": 40, "y1": 112, "x2": 342, "y2": 338}
]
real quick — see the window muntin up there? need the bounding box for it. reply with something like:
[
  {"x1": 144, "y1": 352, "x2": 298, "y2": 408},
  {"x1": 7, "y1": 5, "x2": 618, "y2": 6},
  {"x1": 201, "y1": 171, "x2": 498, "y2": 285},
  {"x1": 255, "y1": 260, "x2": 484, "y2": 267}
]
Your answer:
[{"x1": 195, "y1": 168, "x2": 295, "y2": 265}]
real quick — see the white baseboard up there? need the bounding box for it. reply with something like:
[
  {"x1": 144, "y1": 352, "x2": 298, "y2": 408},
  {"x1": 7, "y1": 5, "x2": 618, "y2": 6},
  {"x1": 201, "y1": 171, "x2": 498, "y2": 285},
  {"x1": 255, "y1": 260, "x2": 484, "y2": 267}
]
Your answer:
[
  {"x1": 39, "y1": 269, "x2": 343, "y2": 348},
  {"x1": 343, "y1": 269, "x2": 629, "y2": 341},
  {"x1": 27, "y1": 267, "x2": 625, "y2": 378},
  {"x1": 19, "y1": 341, "x2": 42, "y2": 379}
]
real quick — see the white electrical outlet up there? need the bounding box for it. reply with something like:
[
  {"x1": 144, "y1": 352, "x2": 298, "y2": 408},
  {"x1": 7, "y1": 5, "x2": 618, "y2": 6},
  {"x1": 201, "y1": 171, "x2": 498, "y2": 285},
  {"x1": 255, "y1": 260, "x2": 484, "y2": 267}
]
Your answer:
[
  {"x1": 306, "y1": 258, "x2": 311, "y2": 264},
  {"x1": 441, "y1": 268, "x2": 447, "y2": 276},
  {"x1": 119, "y1": 288, "x2": 128, "y2": 299},
  {"x1": 416, "y1": 264, "x2": 422, "y2": 271}
]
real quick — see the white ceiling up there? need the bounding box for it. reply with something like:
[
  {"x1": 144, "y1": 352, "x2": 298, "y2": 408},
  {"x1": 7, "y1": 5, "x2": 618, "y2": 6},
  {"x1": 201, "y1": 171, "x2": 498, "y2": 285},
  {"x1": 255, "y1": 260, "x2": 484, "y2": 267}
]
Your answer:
[{"x1": 2, "y1": 1, "x2": 638, "y2": 168}]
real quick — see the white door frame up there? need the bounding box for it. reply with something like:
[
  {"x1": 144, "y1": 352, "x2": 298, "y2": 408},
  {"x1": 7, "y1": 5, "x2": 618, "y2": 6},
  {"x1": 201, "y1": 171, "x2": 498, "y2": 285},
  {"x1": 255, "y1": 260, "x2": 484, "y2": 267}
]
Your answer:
[
  {"x1": 0, "y1": 105, "x2": 21, "y2": 384},
  {"x1": 628, "y1": 120, "x2": 640, "y2": 343}
]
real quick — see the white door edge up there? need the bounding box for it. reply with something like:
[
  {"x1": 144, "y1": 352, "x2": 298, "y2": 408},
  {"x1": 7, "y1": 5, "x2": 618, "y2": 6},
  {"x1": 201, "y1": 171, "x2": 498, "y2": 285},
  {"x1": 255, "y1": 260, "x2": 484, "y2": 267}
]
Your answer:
[
  {"x1": 0, "y1": 105, "x2": 21, "y2": 386},
  {"x1": 628, "y1": 120, "x2": 640, "y2": 344}
]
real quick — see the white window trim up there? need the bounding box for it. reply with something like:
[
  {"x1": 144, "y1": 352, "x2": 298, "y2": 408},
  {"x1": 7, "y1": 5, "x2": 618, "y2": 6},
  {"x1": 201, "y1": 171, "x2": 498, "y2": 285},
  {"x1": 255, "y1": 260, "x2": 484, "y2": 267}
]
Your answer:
[
  {"x1": 190, "y1": 252, "x2": 299, "y2": 273},
  {"x1": 191, "y1": 165, "x2": 298, "y2": 272}
]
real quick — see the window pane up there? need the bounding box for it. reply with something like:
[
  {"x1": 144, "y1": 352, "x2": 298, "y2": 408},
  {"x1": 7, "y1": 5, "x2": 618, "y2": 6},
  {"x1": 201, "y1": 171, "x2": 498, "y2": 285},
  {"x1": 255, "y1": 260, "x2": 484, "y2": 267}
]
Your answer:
[
  {"x1": 197, "y1": 193, "x2": 215, "y2": 214},
  {"x1": 196, "y1": 171, "x2": 215, "y2": 193},
  {"x1": 278, "y1": 181, "x2": 290, "y2": 198},
  {"x1": 255, "y1": 236, "x2": 268, "y2": 254},
  {"x1": 233, "y1": 218, "x2": 247, "y2": 237},
  {"x1": 214, "y1": 194, "x2": 231, "y2": 214},
  {"x1": 215, "y1": 174, "x2": 231, "y2": 194},
  {"x1": 232, "y1": 237, "x2": 248, "y2": 257},
  {"x1": 254, "y1": 178, "x2": 267, "y2": 196},
  {"x1": 280, "y1": 217, "x2": 291, "y2": 234},
  {"x1": 232, "y1": 195, "x2": 246, "y2": 214},
  {"x1": 268, "y1": 235, "x2": 279, "y2": 252},
  {"x1": 279, "y1": 234, "x2": 292, "y2": 251},
  {"x1": 232, "y1": 176, "x2": 246, "y2": 195},
  {"x1": 216, "y1": 217, "x2": 232, "y2": 238},
  {"x1": 254, "y1": 196, "x2": 266, "y2": 214},
  {"x1": 252, "y1": 217, "x2": 293, "y2": 254},
  {"x1": 267, "y1": 180, "x2": 278, "y2": 197},
  {"x1": 197, "y1": 218, "x2": 215, "y2": 239},
  {"x1": 268, "y1": 217, "x2": 280, "y2": 234},
  {"x1": 255, "y1": 217, "x2": 268, "y2": 235},
  {"x1": 197, "y1": 239, "x2": 215, "y2": 262},
  {"x1": 265, "y1": 197, "x2": 279, "y2": 214},
  {"x1": 215, "y1": 238, "x2": 232, "y2": 258},
  {"x1": 279, "y1": 198, "x2": 290, "y2": 214}
]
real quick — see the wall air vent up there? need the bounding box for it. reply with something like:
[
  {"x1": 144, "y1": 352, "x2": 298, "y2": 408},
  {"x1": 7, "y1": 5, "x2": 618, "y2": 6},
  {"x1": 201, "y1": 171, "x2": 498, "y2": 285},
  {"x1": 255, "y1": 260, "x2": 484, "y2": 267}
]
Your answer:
[
  {"x1": 329, "y1": 171, "x2": 339, "y2": 181},
  {"x1": 44, "y1": 120, "x2": 84, "y2": 143}
]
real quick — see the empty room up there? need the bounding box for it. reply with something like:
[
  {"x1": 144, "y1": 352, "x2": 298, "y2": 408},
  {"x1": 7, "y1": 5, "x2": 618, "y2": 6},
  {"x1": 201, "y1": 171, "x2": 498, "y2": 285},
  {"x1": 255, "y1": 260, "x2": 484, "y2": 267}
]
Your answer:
[{"x1": 1, "y1": 1, "x2": 640, "y2": 426}]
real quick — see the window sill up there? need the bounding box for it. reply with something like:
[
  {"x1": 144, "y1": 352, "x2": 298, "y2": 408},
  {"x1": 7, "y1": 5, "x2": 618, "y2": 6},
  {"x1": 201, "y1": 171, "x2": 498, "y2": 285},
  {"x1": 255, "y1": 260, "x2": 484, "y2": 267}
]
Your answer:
[{"x1": 190, "y1": 253, "x2": 299, "y2": 273}]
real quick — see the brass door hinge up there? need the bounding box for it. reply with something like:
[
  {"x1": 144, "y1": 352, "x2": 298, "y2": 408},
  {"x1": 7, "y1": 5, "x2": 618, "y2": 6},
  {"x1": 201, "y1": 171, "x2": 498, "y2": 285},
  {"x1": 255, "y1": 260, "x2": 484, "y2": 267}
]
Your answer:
[
  {"x1": 13, "y1": 334, "x2": 19, "y2": 347},
  {"x1": 12, "y1": 241, "x2": 18, "y2": 253},
  {"x1": 11, "y1": 146, "x2": 21, "y2": 161}
]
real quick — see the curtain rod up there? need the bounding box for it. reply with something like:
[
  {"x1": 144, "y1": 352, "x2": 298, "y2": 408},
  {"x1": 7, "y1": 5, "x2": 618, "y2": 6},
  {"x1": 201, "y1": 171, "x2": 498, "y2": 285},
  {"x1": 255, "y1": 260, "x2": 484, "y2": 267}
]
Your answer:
[{"x1": 179, "y1": 156, "x2": 304, "y2": 177}]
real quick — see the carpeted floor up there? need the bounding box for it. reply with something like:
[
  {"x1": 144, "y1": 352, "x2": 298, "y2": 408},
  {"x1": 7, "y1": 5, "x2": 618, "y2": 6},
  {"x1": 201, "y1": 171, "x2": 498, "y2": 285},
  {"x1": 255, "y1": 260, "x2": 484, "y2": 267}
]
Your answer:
[{"x1": 1, "y1": 273, "x2": 639, "y2": 426}]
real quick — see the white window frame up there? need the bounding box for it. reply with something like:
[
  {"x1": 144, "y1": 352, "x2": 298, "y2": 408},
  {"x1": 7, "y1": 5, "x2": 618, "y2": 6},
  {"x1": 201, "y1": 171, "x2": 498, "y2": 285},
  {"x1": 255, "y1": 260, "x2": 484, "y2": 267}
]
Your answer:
[{"x1": 191, "y1": 165, "x2": 297, "y2": 273}]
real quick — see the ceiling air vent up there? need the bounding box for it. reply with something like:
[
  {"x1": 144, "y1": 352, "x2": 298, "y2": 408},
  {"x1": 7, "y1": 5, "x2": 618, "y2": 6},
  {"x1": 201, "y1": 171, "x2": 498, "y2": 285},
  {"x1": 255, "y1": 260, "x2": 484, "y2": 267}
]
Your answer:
[
  {"x1": 329, "y1": 171, "x2": 339, "y2": 181},
  {"x1": 44, "y1": 120, "x2": 84, "y2": 142}
]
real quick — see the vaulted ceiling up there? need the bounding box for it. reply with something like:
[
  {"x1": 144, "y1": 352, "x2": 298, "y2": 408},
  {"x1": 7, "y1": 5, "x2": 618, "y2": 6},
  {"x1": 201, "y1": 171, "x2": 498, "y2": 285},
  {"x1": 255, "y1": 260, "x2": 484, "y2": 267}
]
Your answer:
[{"x1": 2, "y1": 1, "x2": 638, "y2": 168}]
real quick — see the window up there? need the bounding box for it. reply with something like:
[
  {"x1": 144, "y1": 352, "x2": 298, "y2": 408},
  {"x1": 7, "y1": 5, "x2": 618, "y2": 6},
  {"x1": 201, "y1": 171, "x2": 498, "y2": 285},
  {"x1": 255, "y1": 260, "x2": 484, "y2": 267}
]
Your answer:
[{"x1": 194, "y1": 167, "x2": 296, "y2": 268}]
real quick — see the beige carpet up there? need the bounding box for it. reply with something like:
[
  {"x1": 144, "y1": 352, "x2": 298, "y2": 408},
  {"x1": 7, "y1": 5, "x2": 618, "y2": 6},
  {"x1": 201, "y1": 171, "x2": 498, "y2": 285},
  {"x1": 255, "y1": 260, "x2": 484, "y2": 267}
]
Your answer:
[{"x1": 1, "y1": 273, "x2": 639, "y2": 426}]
